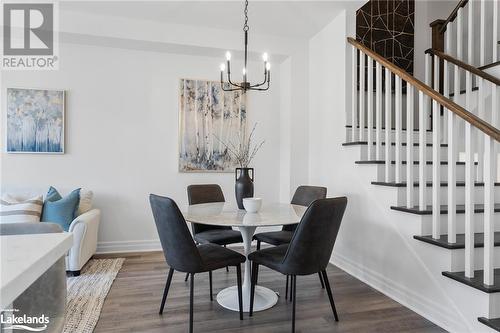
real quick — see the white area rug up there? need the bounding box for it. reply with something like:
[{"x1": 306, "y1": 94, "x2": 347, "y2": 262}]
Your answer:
[{"x1": 63, "y1": 258, "x2": 125, "y2": 333}]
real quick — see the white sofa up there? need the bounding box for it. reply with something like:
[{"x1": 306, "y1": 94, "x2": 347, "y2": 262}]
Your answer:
[
  {"x1": 1, "y1": 190, "x2": 100, "y2": 276},
  {"x1": 66, "y1": 208, "x2": 101, "y2": 275}
]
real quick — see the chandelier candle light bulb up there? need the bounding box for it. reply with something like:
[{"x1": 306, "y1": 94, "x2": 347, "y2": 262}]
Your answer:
[{"x1": 219, "y1": 0, "x2": 270, "y2": 92}]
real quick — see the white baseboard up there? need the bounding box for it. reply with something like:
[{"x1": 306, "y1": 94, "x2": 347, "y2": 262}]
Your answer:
[
  {"x1": 96, "y1": 240, "x2": 162, "y2": 254},
  {"x1": 330, "y1": 252, "x2": 460, "y2": 333}
]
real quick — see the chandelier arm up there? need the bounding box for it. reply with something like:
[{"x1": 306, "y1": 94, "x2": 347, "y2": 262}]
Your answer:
[
  {"x1": 249, "y1": 73, "x2": 268, "y2": 88},
  {"x1": 227, "y1": 73, "x2": 244, "y2": 88},
  {"x1": 251, "y1": 80, "x2": 270, "y2": 91}
]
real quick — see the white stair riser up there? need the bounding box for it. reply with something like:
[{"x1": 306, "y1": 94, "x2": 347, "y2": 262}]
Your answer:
[
  {"x1": 346, "y1": 128, "x2": 434, "y2": 142},
  {"x1": 450, "y1": 247, "x2": 500, "y2": 272},
  {"x1": 419, "y1": 213, "x2": 500, "y2": 235},
  {"x1": 360, "y1": 145, "x2": 448, "y2": 160},
  {"x1": 396, "y1": 187, "x2": 500, "y2": 206},
  {"x1": 375, "y1": 163, "x2": 472, "y2": 182}
]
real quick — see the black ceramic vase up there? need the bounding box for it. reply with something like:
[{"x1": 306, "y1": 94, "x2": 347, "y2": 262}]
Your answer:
[{"x1": 235, "y1": 167, "x2": 254, "y2": 209}]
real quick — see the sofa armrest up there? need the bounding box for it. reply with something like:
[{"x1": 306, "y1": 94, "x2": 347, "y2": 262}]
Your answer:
[{"x1": 66, "y1": 209, "x2": 101, "y2": 271}]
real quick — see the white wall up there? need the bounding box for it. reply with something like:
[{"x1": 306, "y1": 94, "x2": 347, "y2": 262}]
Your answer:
[{"x1": 0, "y1": 42, "x2": 282, "y2": 252}]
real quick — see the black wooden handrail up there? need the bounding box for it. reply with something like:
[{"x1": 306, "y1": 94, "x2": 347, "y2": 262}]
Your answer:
[
  {"x1": 425, "y1": 49, "x2": 500, "y2": 86},
  {"x1": 439, "y1": 0, "x2": 469, "y2": 34}
]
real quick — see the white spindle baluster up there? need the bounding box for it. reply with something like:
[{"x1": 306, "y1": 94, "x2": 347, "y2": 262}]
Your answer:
[
  {"x1": 368, "y1": 57, "x2": 374, "y2": 159},
  {"x1": 442, "y1": 29, "x2": 448, "y2": 144},
  {"x1": 445, "y1": 23, "x2": 457, "y2": 244},
  {"x1": 432, "y1": 56, "x2": 441, "y2": 240},
  {"x1": 395, "y1": 76, "x2": 403, "y2": 183},
  {"x1": 385, "y1": 69, "x2": 393, "y2": 182},
  {"x1": 419, "y1": 90, "x2": 426, "y2": 210},
  {"x1": 360, "y1": 52, "x2": 365, "y2": 141},
  {"x1": 448, "y1": 77, "x2": 458, "y2": 244},
  {"x1": 478, "y1": 77, "x2": 485, "y2": 183},
  {"x1": 376, "y1": 62, "x2": 382, "y2": 160},
  {"x1": 480, "y1": 0, "x2": 485, "y2": 66},
  {"x1": 494, "y1": 0, "x2": 498, "y2": 62},
  {"x1": 468, "y1": 0, "x2": 474, "y2": 67},
  {"x1": 352, "y1": 47, "x2": 358, "y2": 142},
  {"x1": 484, "y1": 83, "x2": 496, "y2": 285},
  {"x1": 420, "y1": 55, "x2": 431, "y2": 210},
  {"x1": 457, "y1": 8, "x2": 464, "y2": 101},
  {"x1": 407, "y1": 84, "x2": 414, "y2": 207},
  {"x1": 465, "y1": 76, "x2": 475, "y2": 279}
]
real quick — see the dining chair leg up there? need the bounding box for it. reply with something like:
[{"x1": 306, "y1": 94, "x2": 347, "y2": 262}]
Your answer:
[
  {"x1": 321, "y1": 270, "x2": 339, "y2": 321},
  {"x1": 223, "y1": 245, "x2": 229, "y2": 272},
  {"x1": 289, "y1": 275, "x2": 294, "y2": 303},
  {"x1": 249, "y1": 262, "x2": 259, "y2": 317},
  {"x1": 236, "y1": 265, "x2": 243, "y2": 320},
  {"x1": 185, "y1": 273, "x2": 189, "y2": 282},
  {"x1": 209, "y1": 271, "x2": 213, "y2": 301},
  {"x1": 256, "y1": 240, "x2": 261, "y2": 250},
  {"x1": 292, "y1": 275, "x2": 297, "y2": 333},
  {"x1": 318, "y1": 272, "x2": 325, "y2": 289},
  {"x1": 189, "y1": 273, "x2": 195, "y2": 333},
  {"x1": 159, "y1": 268, "x2": 174, "y2": 314},
  {"x1": 285, "y1": 275, "x2": 289, "y2": 299}
]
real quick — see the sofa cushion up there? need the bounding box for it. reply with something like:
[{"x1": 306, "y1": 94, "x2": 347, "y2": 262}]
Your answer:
[
  {"x1": 0, "y1": 195, "x2": 43, "y2": 223},
  {"x1": 77, "y1": 189, "x2": 93, "y2": 215},
  {"x1": 41, "y1": 187, "x2": 81, "y2": 231}
]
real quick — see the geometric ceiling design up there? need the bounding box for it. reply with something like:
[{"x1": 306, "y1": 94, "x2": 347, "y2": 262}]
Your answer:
[{"x1": 356, "y1": 0, "x2": 415, "y2": 75}]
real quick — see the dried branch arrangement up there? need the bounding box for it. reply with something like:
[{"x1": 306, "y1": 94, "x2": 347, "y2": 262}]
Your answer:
[{"x1": 214, "y1": 123, "x2": 265, "y2": 168}]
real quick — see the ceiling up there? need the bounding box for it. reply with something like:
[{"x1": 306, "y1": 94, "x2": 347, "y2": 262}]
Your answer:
[{"x1": 61, "y1": 1, "x2": 356, "y2": 39}]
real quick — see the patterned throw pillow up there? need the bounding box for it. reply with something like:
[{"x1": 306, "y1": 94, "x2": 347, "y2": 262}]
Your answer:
[
  {"x1": 0, "y1": 195, "x2": 44, "y2": 223},
  {"x1": 41, "y1": 187, "x2": 81, "y2": 231},
  {"x1": 77, "y1": 189, "x2": 93, "y2": 216}
]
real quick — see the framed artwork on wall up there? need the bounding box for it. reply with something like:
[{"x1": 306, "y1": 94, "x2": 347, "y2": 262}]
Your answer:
[
  {"x1": 6, "y1": 88, "x2": 65, "y2": 154},
  {"x1": 178, "y1": 79, "x2": 247, "y2": 172}
]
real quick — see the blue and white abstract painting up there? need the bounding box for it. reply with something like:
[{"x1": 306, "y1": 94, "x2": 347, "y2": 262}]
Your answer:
[
  {"x1": 6, "y1": 88, "x2": 65, "y2": 153},
  {"x1": 179, "y1": 79, "x2": 246, "y2": 172}
]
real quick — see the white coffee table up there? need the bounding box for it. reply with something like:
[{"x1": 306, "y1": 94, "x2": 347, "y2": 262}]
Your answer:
[{"x1": 184, "y1": 202, "x2": 306, "y2": 312}]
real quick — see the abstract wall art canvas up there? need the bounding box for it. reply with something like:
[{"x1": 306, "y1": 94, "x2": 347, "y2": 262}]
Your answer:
[
  {"x1": 179, "y1": 79, "x2": 246, "y2": 172},
  {"x1": 6, "y1": 88, "x2": 65, "y2": 153}
]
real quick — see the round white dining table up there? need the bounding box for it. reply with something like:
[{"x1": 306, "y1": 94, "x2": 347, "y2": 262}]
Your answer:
[{"x1": 184, "y1": 202, "x2": 306, "y2": 312}]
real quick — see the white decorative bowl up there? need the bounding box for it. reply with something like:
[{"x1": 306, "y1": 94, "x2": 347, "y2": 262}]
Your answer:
[{"x1": 243, "y1": 197, "x2": 262, "y2": 213}]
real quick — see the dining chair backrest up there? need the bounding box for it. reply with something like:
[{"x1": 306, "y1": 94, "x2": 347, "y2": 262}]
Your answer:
[
  {"x1": 149, "y1": 194, "x2": 203, "y2": 273},
  {"x1": 281, "y1": 197, "x2": 347, "y2": 275},
  {"x1": 283, "y1": 185, "x2": 327, "y2": 232},
  {"x1": 187, "y1": 184, "x2": 230, "y2": 234}
]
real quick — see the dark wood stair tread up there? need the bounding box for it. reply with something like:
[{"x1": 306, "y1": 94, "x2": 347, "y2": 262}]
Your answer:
[
  {"x1": 342, "y1": 141, "x2": 448, "y2": 147},
  {"x1": 391, "y1": 204, "x2": 500, "y2": 215},
  {"x1": 442, "y1": 270, "x2": 500, "y2": 293},
  {"x1": 372, "y1": 181, "x2": 500, "y2": 187},
  {"x1": 478, "y1": 317, "x2": 500, "y2": 331},
  {"x1": 414, "y1": 232, "x2": 500, "y2": 249},
  {"x1": 355, "y1": 160, "x2": 474, "y2": 165}
]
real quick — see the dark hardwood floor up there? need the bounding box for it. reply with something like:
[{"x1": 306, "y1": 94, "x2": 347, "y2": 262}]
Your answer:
[{"x1": 93, "y1": 251, "x2": 444, "y2": 333}]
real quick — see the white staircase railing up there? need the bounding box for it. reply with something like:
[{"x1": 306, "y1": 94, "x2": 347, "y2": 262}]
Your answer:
[{"x1": 347, "y1": 36, "x2": 500, "y2": 286}]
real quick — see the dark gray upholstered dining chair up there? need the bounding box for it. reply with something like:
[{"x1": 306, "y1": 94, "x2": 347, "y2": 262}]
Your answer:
[
  {"x1": 150, "y1": 194, "x2": 246, "y2": 333},
  {"x1": 184, "y1": 184, "x2": 243, "y2": 283},
  {"x1": 249, "y1": 197, "x2": 347, "y2": 333},
  {"x1": 253, "y1": 185, "x2": 327, "y2": 293}
]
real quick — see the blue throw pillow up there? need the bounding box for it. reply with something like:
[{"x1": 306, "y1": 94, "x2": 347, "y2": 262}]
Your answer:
[{"x1": 41, "y1": 187, "x2": 81, "y2": 231}]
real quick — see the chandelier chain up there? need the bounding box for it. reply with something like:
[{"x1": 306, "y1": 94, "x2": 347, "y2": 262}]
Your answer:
[{"x1": 243, "y1": 0, "x2": 249, "y2": 32}]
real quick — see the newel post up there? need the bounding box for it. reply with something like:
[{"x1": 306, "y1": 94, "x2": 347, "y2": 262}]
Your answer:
[{"x1": 430, "y1": 19, "x2": 446, "y2": 95}]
